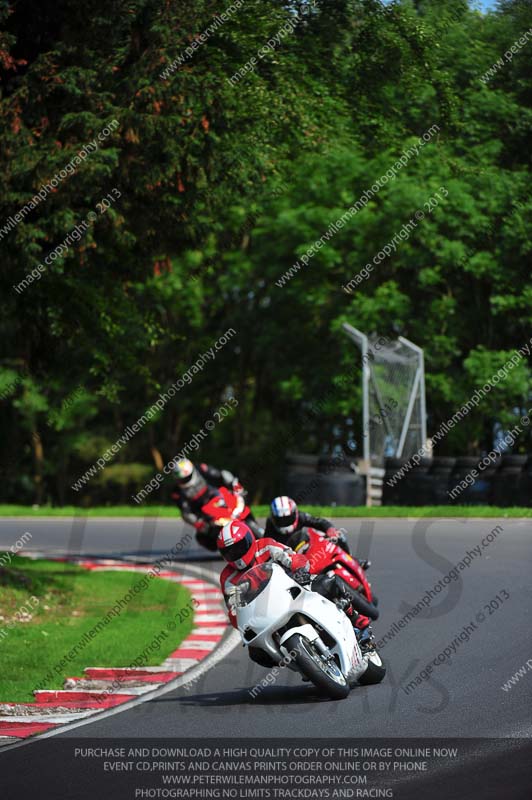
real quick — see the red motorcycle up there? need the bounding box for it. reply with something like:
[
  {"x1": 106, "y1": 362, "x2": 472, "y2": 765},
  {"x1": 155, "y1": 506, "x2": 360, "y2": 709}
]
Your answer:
[
  {"x1": 302, "y1": 527, "x2": 379, "y2": 623},
  {"x1": 197, "y1": 486, "x2": 263, "y2": 551}
]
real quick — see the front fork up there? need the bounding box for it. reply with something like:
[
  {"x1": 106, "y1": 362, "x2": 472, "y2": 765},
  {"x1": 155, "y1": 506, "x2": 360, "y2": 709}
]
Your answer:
[{"x1": 278, "y1": 621, "x2": 331, "y2": 668}]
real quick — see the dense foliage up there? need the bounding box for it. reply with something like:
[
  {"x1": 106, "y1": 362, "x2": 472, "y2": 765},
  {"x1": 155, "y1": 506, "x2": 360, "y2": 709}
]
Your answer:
[{"x1": 0, "y1": 0, "x2": 530, "y2": 504}]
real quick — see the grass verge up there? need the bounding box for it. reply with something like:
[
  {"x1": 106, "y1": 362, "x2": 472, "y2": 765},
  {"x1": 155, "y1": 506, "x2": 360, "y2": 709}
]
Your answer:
[
  {"x1": 253, "y1": 506, "x2": 532, "y2": 518},
  {"x1": 0, "y1": 505, "x2": 181, "y2": 517},
  {"x1": 0, "y1": 504, "x2": 530, "y2": 518},
  {"x1": 0, "y1": 555, "x2": 194, "y2": 703}
]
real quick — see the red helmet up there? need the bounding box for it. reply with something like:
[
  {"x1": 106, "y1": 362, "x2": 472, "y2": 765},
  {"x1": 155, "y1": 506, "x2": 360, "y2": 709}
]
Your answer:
[{"x1": 217, "y1": 520, "x2": 257, "y2": 569}]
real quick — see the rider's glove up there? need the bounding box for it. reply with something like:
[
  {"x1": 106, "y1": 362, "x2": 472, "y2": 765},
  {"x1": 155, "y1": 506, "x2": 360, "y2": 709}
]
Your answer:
[
  {"x1": 293, "y1": 564, "x2": 311, "y2": 586},
  {"x1": 221, "y1": 469, "x2": 236, "y2": 487},
  {"x1": 225, "y1": 584, "x2": 242, "y2": 613},
  {"x1": 327, "y1": 527, "x2": 347, "y2": 546},
  {"x1": 275, "y1": 549, "x2": 293, "y2": 570},
  {"x1": 232, "y1": 480, "x2": 245, "y2": 495}
]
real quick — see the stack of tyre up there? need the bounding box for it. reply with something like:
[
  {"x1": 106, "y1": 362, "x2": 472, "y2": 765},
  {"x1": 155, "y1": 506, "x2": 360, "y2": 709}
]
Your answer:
[
  {"x1": 449, "y1": 456, "x2": 495, "y2": 505},
  {"x1": 381, "y1": 457, "x2": 434, "y2": 506},
  {"x1": 283, "y1": 454, "x2": 319, "y2": 501},
  {"x1": 382, "y1": 454, "x2": 531, "y2": 506},
  {"x1": 492, "y1": 455, "x2": 530, "y2": 506},
  {"x1": 521, "y1": 456, "x2": 532, "y2": 505},
  {"x1": 284, "y1": 454, "x2": 366, "y2": 506}
]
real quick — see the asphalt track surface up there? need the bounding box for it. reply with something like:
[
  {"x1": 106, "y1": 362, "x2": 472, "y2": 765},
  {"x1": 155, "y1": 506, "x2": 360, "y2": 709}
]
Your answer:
[{"x1": 1, "y1": 515, "x2": 531, "y2": 798}]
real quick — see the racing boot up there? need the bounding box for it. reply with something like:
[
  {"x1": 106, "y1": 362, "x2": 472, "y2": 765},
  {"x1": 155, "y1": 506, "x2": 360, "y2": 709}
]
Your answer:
[
  {"x1": 358, "y1": 559, "x2": 371, "y2": 571},
  {"x1": 334, "y1": 579, "x2": 371, "y2": 628},
  {"x1": 331, "y1": 593, "x2": 359, "y2": 630},
  {"x1": 356, "y1": 625, "x2": 377, "y2": 656}
]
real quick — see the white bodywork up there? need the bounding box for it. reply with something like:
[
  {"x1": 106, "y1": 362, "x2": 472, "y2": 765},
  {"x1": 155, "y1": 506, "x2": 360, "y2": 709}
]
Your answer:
[{"x1": 234, "y1": 563, "x2": 367, "y2": 683}]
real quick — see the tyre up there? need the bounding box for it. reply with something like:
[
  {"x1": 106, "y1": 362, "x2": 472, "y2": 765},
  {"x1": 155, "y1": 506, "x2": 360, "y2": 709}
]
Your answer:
[
  {"x1": 340, "y1": 583, "x2": 379, "y2": 620},
  {"x1": 385, "y1": 457, "x2": 410, "y2": 470},
  {"x1": 284, "y1": 633, "x2": 350, "y2": 700},
  {"x1": 455, "y1": 457, "x2": 480, "y2": 469},
  {"x1": 285, "y1": 453, "x2": 319, "y2": 474},
  {"x1": 500, "y1": 455, "x2": 527, "y2": 469},
  {"x1": 358, "y1": 653, "x2": 386, "y2": 685},
  {"x1": 430, "y1": 457, "x2": 456, "y2": 470}
]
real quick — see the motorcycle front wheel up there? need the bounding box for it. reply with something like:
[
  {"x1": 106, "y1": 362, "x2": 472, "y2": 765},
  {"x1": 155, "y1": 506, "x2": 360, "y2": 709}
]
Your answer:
[{"x1": 284, "y1": 634, "x2": 349, "y2": 700}]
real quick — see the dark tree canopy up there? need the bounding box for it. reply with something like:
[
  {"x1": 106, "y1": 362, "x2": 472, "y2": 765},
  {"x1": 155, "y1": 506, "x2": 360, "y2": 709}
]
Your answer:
[{"x1": 0, "y1": 0, "x2": 530, "y2": 504}]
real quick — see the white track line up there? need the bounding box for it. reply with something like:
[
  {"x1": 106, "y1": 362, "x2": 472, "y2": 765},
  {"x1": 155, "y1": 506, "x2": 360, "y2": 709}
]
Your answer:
[{"x1": 2, "y1": 712, "x2": 96, "y2": 724}]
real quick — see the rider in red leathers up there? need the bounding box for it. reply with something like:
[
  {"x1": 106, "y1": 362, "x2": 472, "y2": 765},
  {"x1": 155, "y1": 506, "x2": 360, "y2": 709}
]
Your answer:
[
  {"x1": 171, "y1": 458, "x2": 262, "y2": 549},
  {"x1": 218, "y1": 520, "x2": 377, "y2": 663},
  {"x1": 218, "y1": 520, "x2": 311, "y2": 666},
  {"x1": 219, "y1": 520, "x2": 310, "y2": 624}
]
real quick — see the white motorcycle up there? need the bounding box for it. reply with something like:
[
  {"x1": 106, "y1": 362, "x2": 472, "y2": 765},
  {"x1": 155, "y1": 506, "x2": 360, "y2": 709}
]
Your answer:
[{"x1": 232, "y1": 562, "x2": 385, "y2": 699}]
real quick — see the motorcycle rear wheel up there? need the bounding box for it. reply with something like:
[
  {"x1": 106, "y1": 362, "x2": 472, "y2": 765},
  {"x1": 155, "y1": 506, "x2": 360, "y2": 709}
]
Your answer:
[
  {"x1": 284, "y1": 634, "x2": 349, "y2": 700},
  {"x1": 337, "y1": 577, "x2": 379, "y2": 620},
  {"x1": 358, "y1": 655, "x2": 386, "y2": 685}
]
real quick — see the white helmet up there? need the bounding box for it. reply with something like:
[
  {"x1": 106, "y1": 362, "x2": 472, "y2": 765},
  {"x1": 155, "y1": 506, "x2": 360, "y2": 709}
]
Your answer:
[
  {"x1": 173, "y1": 458, "x2": 195, "y2": 484},
  {"x1": 270, "y1": 496, "x2": 299, "y2": 535},
  {"x1": 172, "y1": 457, "x2": 208, "y2": 498}
]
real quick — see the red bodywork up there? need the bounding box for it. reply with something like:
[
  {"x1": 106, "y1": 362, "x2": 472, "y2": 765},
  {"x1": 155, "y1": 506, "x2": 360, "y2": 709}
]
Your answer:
[
  {"x1": 200, "y1": 487, "x2": 252, "y2": 529},
  {"x1": 302, "y1": 527, "x2": 374, "y2": 605}
]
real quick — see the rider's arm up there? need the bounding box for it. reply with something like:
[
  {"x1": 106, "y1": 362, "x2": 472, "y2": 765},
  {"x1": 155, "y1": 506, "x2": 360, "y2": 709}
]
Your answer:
[
  {"x1": 171, "y1": 493, "x2": 203, "y2": 527},
  {"x1": 261, "y1": 538, "x2": 310, "y2": 576},
  {"x1": 220, "y1": 567, "x2": 239, "y2": 628},
  {"x1": 300, "y1": 512, "x2": 349, "y2": 548},
  {"x1": 199, "y1": 463, "x2": 239, "y2": 490},
  {"x1": 300, "y1": 511, "x2": 335, "y2": 536}
]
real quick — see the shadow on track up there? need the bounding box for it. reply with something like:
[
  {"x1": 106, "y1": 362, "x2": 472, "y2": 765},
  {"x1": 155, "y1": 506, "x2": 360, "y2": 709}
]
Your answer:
[{"x1": 150, "y1": 684, "x2": 333, "y2": 708}]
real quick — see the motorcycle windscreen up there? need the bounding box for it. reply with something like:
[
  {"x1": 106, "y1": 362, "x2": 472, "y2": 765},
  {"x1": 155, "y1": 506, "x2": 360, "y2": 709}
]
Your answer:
[{"x1": 233, "y1": 563, "x2": 273, "y2": 606}]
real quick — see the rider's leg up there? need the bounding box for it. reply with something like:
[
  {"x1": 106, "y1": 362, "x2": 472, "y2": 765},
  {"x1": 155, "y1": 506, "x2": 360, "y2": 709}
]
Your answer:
[
  {"x1": 312, "y1": 574, "x2": 376, "y2": 652},
  {"x1": 312, "y1": 574, "x2": 366, "y2": 630},
  {"x1": 327, "y1": 575, "x2": 373, "y2": 631},
  {"x1": 353, "y1": 613, "x2": 371, "y2": 630},
  {"x1": 311, "y1": 573, "x2": 337, "y2": 598}
]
